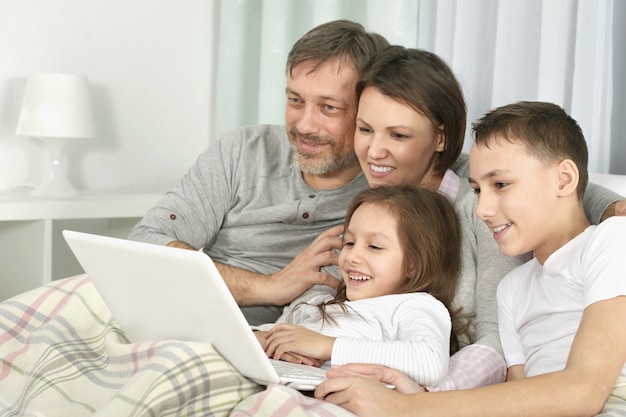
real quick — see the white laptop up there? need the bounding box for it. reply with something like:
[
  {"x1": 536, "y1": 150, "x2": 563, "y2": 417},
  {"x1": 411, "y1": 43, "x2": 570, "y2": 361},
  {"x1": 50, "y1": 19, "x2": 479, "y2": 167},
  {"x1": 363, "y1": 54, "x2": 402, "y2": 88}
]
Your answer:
[{"x1": 62, "y1": 229, "x2": 329, "y2": 391}]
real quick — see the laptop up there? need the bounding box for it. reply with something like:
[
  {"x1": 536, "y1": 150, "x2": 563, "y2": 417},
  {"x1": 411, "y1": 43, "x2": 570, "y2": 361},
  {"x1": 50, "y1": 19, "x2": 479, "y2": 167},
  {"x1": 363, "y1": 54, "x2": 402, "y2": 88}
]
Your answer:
[{"x1": 62, "y1": 229, "x2": 329, "y2": 391}]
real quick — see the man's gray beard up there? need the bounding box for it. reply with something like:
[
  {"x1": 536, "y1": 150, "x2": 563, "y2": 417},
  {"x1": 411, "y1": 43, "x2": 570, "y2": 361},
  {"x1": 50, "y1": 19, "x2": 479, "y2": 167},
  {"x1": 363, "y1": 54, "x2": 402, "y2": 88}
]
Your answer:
[{"x1": 293, "y1": 145, "x2": 359, "y2": 175}]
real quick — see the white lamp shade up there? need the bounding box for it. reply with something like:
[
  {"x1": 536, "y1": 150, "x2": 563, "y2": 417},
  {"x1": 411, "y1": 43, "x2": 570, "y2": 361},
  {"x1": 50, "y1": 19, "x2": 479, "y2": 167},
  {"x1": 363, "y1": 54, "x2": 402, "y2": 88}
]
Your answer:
[{"x1": 16, "y1": 73, "x2": 96, "y2": 139}]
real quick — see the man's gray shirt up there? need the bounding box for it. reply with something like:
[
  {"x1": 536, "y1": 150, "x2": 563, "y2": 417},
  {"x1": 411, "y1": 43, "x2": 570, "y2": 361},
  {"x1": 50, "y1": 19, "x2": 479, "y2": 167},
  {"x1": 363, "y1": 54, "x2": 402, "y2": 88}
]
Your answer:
[{"x1": 129, "y1": 125, "x2": 368, "y2": 324}]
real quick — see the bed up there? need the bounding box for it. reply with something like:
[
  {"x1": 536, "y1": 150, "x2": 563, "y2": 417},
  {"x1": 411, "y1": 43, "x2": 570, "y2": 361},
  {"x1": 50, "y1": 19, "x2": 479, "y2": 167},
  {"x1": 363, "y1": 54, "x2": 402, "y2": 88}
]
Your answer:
[{"x1": 1, "y1": 173, "x2": 625, "y2": 416}]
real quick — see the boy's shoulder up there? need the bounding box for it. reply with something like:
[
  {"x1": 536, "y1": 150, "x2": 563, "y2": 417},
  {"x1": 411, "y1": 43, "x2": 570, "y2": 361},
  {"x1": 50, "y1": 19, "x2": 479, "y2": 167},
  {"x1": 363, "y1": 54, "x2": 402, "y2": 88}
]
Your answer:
[
  {"x1": 597, "y1": 215, "x2": 626, "y2": 228},
  {"x1": 586, "y1": 216, "x2": 626, "y2": 249}
]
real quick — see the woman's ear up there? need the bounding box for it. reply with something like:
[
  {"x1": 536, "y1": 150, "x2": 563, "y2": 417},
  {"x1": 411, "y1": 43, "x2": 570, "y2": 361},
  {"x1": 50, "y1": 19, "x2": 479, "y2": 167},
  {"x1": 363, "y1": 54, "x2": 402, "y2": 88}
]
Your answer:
[
  {"x1": 556, "y1": 159, "x2": 579, "y2": 197},
  {"x1": 435, "y1": 127, "x2": 446, "y2": 153}
]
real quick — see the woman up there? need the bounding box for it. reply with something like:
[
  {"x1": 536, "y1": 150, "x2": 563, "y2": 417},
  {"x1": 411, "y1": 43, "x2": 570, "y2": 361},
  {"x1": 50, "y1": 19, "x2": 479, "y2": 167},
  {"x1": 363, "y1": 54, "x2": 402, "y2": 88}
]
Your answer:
[{"x1": 348, "y1": 45, "x2": 516, "y2": 390}]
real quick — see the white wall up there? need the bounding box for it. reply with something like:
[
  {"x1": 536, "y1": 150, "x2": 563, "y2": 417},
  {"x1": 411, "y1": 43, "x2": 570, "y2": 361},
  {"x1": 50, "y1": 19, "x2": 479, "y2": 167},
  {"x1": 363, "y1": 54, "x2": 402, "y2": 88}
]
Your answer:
[{"x1": 0, "y1": 0, "x2": 216, "y2": 194}]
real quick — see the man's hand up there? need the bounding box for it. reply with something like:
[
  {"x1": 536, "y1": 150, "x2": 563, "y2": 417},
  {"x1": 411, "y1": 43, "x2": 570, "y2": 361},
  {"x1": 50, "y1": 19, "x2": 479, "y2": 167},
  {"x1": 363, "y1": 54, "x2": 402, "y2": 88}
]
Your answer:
[
  {"x1": 166, "y1": 240, "x2": 197, "y2": 250},
  {"x1": 267, "y1": 225, "x2": 344, "y2": 305},
  {"x1": 264, "y1": 324, "x2": 335, "y2": 363},
  {"x1": 219, "y1": 225, "x2": 344, "y2": 307}
]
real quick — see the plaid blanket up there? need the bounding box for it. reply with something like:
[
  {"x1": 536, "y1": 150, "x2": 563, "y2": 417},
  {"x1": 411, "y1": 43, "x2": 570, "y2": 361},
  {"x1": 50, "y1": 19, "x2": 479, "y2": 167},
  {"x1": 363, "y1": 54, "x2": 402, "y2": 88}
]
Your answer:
[
  {"x1": 229, "y1": 384, "x2": 356, "y2": 417},
  {"x1": 0, "y1": 275, "x2": 357, "y2": 417},
  {"x1": 0, "y1": 275, "x2": 262, "y2": 416}
]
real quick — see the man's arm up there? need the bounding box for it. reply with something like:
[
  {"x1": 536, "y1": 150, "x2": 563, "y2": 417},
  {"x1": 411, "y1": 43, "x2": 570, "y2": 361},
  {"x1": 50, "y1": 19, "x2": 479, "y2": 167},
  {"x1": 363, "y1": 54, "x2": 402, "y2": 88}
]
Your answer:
[
  {"x1": 167, "y1": 240, "x2": 196, "y2": 250},
  {"x1": 215, "y1": 255, "x2": 339, "y2": 307},
  {"x1": 167, "y1": 225, "x2": 343, "y2": 308},
  {"x1": 215, "y1": 225, "x2": 343, "y2": 307},
  {"x1": 600, "y1": 200, "x2": 626, "y2": 221},
  {"x1": 129, "y1": 143, "x2": 231, "y2": 249},
  {"x1": 584, "y1": 181, "x2": 623, "y2": 223}
]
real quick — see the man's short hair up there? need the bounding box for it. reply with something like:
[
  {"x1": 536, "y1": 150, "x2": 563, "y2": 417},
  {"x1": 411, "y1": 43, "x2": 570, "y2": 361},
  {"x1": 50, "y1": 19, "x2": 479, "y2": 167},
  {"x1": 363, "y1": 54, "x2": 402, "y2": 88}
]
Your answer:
[{"x1": 286, "y1": 19, "x2": 389, "y2": 77}]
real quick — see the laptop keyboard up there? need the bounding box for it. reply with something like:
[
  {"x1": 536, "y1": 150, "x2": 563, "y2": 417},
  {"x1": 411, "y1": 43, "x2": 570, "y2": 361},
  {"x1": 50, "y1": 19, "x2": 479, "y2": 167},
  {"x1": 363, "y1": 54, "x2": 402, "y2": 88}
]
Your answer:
[{"x1": 269, "y1": 359, "x2": 328, "y2": 381}]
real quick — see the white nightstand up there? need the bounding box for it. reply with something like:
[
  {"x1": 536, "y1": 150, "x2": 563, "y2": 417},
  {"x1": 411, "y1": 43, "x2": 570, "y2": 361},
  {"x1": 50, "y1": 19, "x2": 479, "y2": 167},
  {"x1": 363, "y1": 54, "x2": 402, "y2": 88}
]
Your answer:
[{"x1": 0, "y1": 192, "x2": 163, "y2": 301}]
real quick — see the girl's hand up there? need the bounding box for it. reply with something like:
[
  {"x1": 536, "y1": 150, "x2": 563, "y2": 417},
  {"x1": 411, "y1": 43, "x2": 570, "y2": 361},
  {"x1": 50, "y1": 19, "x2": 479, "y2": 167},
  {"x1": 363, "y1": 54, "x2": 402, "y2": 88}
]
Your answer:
[
  {"x1": 253, "y1": 330, "x2": 268, "y2": 345},
  {"x1": 264, "y1": 323, "x2": 335, "y2": 362},
  {"x1": 275, "y1": 351, "x2": 326, "y2": 368}
]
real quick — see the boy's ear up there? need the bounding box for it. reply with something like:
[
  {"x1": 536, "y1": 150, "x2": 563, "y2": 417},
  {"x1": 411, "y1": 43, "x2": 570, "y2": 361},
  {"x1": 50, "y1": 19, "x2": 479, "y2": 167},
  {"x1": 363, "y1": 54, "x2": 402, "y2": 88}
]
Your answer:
[{"x1": 556, "y1": 159, "x2": 579, "y2": 197}]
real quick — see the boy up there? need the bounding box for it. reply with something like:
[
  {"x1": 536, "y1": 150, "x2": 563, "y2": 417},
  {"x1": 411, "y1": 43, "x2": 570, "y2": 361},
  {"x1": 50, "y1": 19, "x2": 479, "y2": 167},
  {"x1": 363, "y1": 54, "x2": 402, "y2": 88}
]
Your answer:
[{"x1": 467, "y1": 101, "x2": 626, "y2": 415}]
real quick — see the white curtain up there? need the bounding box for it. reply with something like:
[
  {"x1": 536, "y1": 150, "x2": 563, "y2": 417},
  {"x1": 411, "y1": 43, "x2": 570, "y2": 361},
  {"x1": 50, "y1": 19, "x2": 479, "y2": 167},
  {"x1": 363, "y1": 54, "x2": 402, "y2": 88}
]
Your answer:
[{"x1": 212, "y1": 0, "x2": 626, "y2": 174}]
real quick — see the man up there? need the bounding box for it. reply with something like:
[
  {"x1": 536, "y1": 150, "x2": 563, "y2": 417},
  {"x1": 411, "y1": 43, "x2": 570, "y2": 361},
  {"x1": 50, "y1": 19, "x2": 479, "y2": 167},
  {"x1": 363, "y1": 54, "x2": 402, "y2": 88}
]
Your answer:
[{"x1": 129, "y1": 20, "x2": 389, "y2": 325}]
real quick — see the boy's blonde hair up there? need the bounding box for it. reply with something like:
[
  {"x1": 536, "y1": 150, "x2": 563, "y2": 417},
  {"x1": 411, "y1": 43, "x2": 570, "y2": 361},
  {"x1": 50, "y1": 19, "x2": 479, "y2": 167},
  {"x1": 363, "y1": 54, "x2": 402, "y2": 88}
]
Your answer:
[{"x1": 471, "y1": 101, "x2": 588, "y2": 200}]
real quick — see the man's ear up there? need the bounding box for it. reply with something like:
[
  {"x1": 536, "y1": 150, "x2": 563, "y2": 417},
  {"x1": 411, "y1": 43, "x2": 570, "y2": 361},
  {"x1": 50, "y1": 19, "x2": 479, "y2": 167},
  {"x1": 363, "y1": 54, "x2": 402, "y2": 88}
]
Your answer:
[{"x1": 556, "y1": 159, "x2": 579, "y2": 197}]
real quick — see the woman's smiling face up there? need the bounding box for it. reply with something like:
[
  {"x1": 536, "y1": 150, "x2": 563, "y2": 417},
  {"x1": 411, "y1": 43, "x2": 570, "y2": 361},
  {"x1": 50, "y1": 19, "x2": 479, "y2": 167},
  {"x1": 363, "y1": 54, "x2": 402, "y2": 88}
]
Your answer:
[{"x1": 354, "y1": 86, "x2": 445, "y2": 188}]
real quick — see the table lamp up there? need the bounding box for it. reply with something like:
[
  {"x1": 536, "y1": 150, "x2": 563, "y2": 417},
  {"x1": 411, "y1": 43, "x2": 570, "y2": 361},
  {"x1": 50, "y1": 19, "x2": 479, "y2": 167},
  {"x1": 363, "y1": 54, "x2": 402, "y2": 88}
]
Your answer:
[{"x1": 16, "y1": 73, "x2": 96, "y2": 197}]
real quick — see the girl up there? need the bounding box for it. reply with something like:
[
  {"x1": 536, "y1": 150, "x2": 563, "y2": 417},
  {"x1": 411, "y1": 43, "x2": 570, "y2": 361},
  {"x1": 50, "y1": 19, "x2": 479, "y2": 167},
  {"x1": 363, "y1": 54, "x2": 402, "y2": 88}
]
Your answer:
[{"x1": 255, "y1": 185, "x2": 469, "y2": 387}]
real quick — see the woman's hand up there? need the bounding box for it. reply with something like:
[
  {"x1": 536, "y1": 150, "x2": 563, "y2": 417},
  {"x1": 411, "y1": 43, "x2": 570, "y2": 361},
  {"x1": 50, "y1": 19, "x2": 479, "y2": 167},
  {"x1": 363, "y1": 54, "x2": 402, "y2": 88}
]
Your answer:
[{"x1": 264, "y1": 324, "x2": 335, "y2": 362}]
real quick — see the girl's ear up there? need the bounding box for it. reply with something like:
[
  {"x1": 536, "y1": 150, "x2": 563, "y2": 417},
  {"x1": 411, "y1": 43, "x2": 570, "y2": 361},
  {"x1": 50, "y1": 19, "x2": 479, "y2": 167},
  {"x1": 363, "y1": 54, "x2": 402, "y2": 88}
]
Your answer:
[
  {"x1": 556, "y1": 159, "x2": 579, "y2": 197},
  {"x1": 406, "y1": 262, "x2": 417, "y2": 280}
]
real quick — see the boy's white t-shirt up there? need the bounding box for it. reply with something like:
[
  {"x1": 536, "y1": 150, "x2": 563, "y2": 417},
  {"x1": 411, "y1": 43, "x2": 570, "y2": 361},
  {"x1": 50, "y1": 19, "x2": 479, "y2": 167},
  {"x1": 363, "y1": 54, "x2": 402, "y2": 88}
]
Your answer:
[{"x1": 497, "y1": 217, "x2": 626, "y2": 378}]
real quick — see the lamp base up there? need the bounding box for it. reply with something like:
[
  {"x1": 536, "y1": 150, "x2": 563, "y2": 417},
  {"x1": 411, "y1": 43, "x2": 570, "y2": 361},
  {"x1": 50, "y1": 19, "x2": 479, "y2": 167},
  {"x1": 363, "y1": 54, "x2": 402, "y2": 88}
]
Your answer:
[{"x1": 31, "y1": 137, "x2": 80, "y2": 197}]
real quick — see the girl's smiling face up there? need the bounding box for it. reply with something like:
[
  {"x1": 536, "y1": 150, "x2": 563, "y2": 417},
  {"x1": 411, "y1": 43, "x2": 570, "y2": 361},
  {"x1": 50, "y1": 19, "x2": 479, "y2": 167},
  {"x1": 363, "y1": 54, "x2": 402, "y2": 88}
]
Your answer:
[{"x1": 338, "y1": 202, "x2": 408, "y2": 301}]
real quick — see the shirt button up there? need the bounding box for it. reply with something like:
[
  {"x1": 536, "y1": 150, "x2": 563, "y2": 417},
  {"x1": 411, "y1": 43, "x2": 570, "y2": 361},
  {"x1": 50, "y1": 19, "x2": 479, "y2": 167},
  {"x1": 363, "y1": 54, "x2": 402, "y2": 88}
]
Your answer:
[
  {"x1": 309, "y1": 194, "x2": 316, "y2": 198},
  {"x1": 169, "y1": 213, "x2": 177, "y2": 220},
  {"x1": 302, "y1": 213, "x2": 309, "y2": 219}
]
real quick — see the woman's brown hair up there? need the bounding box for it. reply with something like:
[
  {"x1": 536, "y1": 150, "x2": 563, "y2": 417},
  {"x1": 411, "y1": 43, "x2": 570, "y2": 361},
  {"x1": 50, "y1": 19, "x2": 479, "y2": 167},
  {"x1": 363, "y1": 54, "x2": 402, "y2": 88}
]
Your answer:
[{"x1": 356, "y1": 46, "x2": 467, "y2": 177}]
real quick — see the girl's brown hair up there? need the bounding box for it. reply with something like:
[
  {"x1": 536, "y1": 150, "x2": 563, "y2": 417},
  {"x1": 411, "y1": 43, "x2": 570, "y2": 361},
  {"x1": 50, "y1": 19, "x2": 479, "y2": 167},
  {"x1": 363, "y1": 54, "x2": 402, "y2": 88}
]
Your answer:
[{"x1": 317, "y1": 185, "x2": 470, "y2": 354}]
